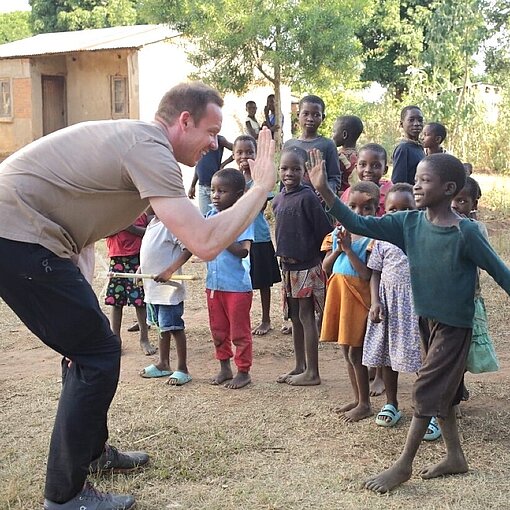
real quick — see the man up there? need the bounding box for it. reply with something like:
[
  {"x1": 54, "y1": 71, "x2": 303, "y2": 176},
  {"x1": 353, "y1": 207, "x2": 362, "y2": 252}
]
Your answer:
[{"x1": 0, "y1": 82, "x2": 275, "y2": 510}]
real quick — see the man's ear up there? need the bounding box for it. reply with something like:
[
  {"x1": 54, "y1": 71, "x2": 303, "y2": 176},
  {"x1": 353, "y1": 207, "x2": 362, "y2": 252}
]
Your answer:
[{"x1": 179, "y1": 111, "x2": 192, "y2": 129}]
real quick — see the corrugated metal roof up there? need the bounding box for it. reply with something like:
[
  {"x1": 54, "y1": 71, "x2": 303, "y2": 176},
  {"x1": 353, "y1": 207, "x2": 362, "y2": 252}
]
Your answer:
[{"x1": 0, "y1": 24, "x2": 179, "y2": 59}]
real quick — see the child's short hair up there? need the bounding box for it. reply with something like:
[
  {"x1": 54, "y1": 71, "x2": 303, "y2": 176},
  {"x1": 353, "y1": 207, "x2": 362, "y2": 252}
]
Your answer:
[
  {"x1": 245, "y1": 100, "x2": 256, "y2": 107},
  {"x1": 213, "y1": 167, "x2": 246, "y2": 194},
  {"x1": 299, "y1": 94, "x2": 326, "y2": 115},
  {"x1": 335, "y1": 115, "x2": 363, "y2": 138},
  {"x1": 425, "y1": 122, "x2": 447, "y2": 143},
  {"x1": 400, "y1": 105, "x2": 422, "y2": 121},
  {"x1": 359, "y1": 143, "x2": 388, "y2": 164},
  {"x1": 233, "y1": 134, "x2": 257, "y2": 149},
  {"x1": 281, "y1": 145, "x2": 308, "y2": 166},
  {"x1": 422, "y1": 153, "x2": 466, "y2": 196},
  {"x1": 350, "y1": 180, "x2": 380, "y2": 207},
  {"x1": 463, "y1": 162, "x2": 473, "y2": 175},
  {"x1": 387, "y1": 182, "x2": 414, "y2": 200},
  {"x1": 463, "y1": 176, "x2": 482, "y2": 201}
]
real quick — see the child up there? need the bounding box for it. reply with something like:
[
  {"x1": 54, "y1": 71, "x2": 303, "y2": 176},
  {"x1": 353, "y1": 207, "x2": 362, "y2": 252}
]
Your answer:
[
  {"x1": 105, "y1": 213, "x2": 156, "y2": 355},
  {"x1": 362, "y1": 184, "x2": 422, "y2": 428},
  {"x1": 391, "y1": 105, "x2": 425, "y2": 185},
  {"x1": 244, "y1": 101, "x2": 261, "y2": 140},
  {"x1": 138, "y1": 215, "x2": 192, "y2": 385},
  {"x1": 332, "y1": 115, "x2": 364, "y2": 194},
  {"x1": 422, "y1": 122, "x2": 447, "y2": 155},
  {"x1": 341, "y1": 143, "x2": 393, "y2": 217},
  {"x1": 233, "y1": 135, "x2": 281, "y2": 336},
  {"x1": 206, "y1": 168, "x2": 255, "y2": 389},
  {"x1": 272, "y1": 146, "x2": 332, "y2": 385},
  {"x1": 308, "y1": 151, "x2": 510, "y2": 493},
  {"x1": 283, "y1": 95, "x2": 341, "y2": 194},
  {"x1": 321, "y1": 181, "x2": 379, "y2": 422},
  {"x1": 262, "y1": 94, "x2": 280, "y2": 139},
  {"x1": 463, "y1": 162, "x2": 474, "y2": 176}
]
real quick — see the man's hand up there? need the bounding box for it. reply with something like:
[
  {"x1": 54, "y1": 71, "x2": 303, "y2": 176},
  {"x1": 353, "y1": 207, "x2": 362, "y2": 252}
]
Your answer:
[{"x1": 248, "y1": 128, "x2": 276, "y2": 193}]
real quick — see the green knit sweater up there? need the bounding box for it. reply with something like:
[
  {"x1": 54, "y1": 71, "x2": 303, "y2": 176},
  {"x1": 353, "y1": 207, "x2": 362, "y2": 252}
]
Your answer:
[{"x1": 328, "y1": 197, "x2": 510, "y2": 328}]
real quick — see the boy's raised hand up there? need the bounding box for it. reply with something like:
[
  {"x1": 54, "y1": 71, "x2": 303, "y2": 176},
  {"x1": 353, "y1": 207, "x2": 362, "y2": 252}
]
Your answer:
[
  {"x1": 307, "y1": 148, "x2": 336, "y2": 207},
  {"x1": 248, "y1": 127, "x2": 276, "y2": 193}
]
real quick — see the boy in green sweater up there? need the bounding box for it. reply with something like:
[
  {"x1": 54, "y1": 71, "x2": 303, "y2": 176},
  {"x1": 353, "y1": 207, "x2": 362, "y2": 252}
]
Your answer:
[{"x1": 308, "y1": 150, "x2": 510, "y2": 493}]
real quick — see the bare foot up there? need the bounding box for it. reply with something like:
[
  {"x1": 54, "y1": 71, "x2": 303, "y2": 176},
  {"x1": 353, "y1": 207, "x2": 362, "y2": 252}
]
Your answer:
[
  {"x1": 334, "y1": 401, "x2": 358, "y2": 414},
  {"x1": 365, "y1": 461, "x2": 413, "y2": 493},
  {"x1": 210, "y1": 365, "x2": 233, "y2": 385},
  {"x1": 276, "y1": 368, "x2": 304, "y2": 383},
  {"x1": 224, "y1": 371, "x2": 251, "y2": 389},
  {"x1": 343, "y1": 403, "x2": 373, "y2": 423},
  {"x1": 420, "y1": 455, "x2": 468, "y2": 479},
  {"x1": 252, "y1": 321, "x2": 272, "y2": 336},
  {"x1": 286, "y1": 371, "x2": 320, "y2": 386},
  {"x1": 280, "y1": 324, "x2": 292, "y2": 335},
  {"x1": 369, "y1": 376, "x2": 385, "y2": 397},
  {"x1": 140, "y1": 339, "x2": 157, "y2": 356}
]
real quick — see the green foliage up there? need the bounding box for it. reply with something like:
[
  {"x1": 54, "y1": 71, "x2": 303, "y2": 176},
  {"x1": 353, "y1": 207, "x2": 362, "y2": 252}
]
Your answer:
[
  {"x1": 29, "y1": 0, "x2": 139, "y2": 34},
  {"x1": 0, "y1": 11, "x2": 32, "y2": 44}
]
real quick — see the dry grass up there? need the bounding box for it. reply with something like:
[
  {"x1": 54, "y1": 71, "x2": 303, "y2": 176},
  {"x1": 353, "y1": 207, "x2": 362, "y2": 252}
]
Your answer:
[{"x1": 1, "y1": 205, "x2": 510, "y2": 509}]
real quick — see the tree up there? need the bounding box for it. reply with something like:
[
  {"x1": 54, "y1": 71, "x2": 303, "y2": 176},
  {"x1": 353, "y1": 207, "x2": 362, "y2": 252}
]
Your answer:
[
  {"x1": 29, "y1": 0, "x2": 140, "y2": 34},
  {"x1": 0, "y1": 11, "x2": 32, "y2": 44},
  {"x1": 141, "y1": 0, "x2": 371, "y2": 148}
]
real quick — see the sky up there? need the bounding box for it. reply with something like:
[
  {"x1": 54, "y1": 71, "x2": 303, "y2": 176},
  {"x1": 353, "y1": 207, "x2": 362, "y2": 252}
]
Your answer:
[{"x1": 0, "y1": 0, "x2": 30, "y2": 13}]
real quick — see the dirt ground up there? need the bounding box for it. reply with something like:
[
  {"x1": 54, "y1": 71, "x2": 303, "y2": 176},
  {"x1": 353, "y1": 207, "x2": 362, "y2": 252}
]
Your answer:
[{"x1": 1, "y1": 216, "x2": 510, "y2": 509}]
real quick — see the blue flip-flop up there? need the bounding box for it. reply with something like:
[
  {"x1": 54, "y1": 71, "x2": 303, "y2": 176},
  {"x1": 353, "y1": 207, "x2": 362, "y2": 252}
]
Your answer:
[
  {"x1": 167, "y1": 371, "x2": 192, "y2": 386},
  {"x1": 140, "y1": 364, "x2": 172, "y2": 378},
  {"x1": 375, "y1": 404, "x2": 402, "y2": 427},
  {"x1": 424, "y1": 417, "x2": 442, "y2": 441}
]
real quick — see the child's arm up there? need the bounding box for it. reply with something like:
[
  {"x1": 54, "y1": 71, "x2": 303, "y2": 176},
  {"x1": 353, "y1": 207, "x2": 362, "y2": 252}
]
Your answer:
[
  {"x1": 322, "y1": 229, "x2": 341, "y2": 276},
  {"x1": 368, "y1": 270, "x2": 384, "y2": 322},
  {"x1": 307, "y1": 149, "x2": 405, "y2": 248},
  {"x1": 227, "y1": 239, "x2": 251, "y2": 259},
  {"x1": 340, "y1": 230, "x2": 372, "y2": 281},
  {"x1": 125, "y1": 224, "x2": 146, "y2": 237},
  {"x1": 153, "y1": 249, "x2": 193, "y2": 282},
  {"x1": 188, "y1": 170, "x2": 199, "y2": 199}
]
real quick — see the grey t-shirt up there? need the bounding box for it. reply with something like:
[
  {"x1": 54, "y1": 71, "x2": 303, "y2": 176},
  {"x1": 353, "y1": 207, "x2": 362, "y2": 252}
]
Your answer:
[
  {"x1": 0, "y1": 120, "x2": 186, "y2": 257},
  {"x1": 283, "y1": 136, "x2": 341, "y2": 192}
]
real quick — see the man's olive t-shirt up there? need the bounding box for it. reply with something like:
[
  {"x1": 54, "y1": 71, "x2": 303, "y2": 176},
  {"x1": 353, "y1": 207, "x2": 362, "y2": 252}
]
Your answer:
[{"x1": 0, "y1": 120, "x2": 186, "y2": 257}]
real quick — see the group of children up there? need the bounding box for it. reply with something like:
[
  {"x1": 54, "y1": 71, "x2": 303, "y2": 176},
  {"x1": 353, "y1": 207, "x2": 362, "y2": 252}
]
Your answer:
[{"x1": 103, "y1": 93, "x2": 508, "y2": 494}]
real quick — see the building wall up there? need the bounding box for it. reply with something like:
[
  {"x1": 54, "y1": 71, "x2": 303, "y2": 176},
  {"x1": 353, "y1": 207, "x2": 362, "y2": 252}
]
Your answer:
[
  {"x1": 65, "y1": 49, "x2": 131, "y2": 125},
  {"x1": 0, "y1": 58, "x2": 32, "y2": 156}
]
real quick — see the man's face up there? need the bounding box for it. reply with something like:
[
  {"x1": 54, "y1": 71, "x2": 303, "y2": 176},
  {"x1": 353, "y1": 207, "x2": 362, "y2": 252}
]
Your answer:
[{"x1": 182, "y1": 103, "x2": 222, "y2": 166}]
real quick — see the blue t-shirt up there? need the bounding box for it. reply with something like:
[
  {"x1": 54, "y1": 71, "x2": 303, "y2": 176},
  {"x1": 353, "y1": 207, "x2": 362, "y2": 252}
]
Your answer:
[
  {"x1": 205, "y1": 208, "x2": 254, "y2": 291},
  {"x1": 196, "y1": 147, "x2": 224, "y2": 186},
  {"x1": 331, "y1": 229, "x2": 372, "y2": 277},
  {"x1": 246, "y1": 179, "x2": 272, "y2": 243}
]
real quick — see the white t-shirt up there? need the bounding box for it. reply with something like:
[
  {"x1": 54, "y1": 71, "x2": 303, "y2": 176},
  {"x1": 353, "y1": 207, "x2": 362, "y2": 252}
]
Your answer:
[{"x1": 139, "y1": 218, "x2": 186, "y2": 305}]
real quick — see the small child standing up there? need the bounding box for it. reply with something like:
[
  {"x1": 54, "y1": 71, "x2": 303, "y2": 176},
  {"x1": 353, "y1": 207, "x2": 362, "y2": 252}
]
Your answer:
[
  {"x1": 362, "y1": 184, "x2": 422, "y2": 428},
  {"x1": 283, "y1": 95, "x2": 341, "y2": 194},
  {"x1": 105, "y1": 213, "x2": 156, "y2": 355},
  {"x1": 233, "y1": 135, "x2": 281, "y2": 336},
  {"x1": 332, "y1": 115, "x2": 364, "y2": 194},
  {"x1": 244, "y1": 101, "x2": 261, "y2": 140},
  {"x1": 273, "y1": 146, "x2": 333, "y2": 386},
  {"x1": 206, "y1": 168, "x2": 255, "y2": 389},
  {"x1": 321, "y1": 181, "x2": 379, "y2": 422},
  {"x1": 138, "y1": 216, "x2": 192, "y2": 384},
  {"x1": 391, "y1": 105, "x2": 425, "y2": 185},
  {"x1": 309, "y1": 151, "x2": 510, "y2": 494},
  {"x1": 341, "y1": 143, "x2": 393, "y2": 217},
  {"x1": 422, "y1": 122, "x2": 447, "y2": 155}
]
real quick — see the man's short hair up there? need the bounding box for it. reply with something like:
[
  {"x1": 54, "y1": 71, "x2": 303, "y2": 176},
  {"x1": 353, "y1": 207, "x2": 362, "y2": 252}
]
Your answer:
[
  {"x1": 422, "y1": 153, "x2": 466, "y2": 196},
  {"x1": 156, "y1": 82, "x2": 223, "y2": 125}
]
